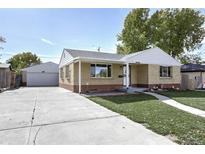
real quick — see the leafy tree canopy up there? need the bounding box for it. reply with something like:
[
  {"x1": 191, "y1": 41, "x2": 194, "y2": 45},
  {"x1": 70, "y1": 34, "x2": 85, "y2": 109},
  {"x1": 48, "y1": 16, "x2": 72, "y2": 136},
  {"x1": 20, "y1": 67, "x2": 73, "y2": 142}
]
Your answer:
[
  {"x1": 7, "y1": 52, "x2": 41, "y2": 74},
  {"x1": 117, "y1": 8, "x2": 205, "y2": 59},
  {"x1": 0, "y1": 36, "x2": 6, "y2": 62},
  {"x1": 178, "y1": 52, "x2": 203, "y2": 64}
]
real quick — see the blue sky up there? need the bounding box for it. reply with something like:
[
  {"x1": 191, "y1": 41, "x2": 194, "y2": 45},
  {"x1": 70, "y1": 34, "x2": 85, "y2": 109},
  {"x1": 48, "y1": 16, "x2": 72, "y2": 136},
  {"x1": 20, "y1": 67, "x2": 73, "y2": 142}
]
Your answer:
[
  {"x1": 0, "y1": 8, "x2": 131, "y2": 63},
  {"x1": 0, "y1": 8, "x2": 205, "y2": 63}
]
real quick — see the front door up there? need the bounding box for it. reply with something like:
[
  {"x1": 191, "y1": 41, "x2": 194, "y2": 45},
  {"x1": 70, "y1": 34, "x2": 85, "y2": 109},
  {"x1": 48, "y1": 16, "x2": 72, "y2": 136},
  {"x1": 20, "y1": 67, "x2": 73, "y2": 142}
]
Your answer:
[{"x1": 123, "y1": 65, "x2": 131, "y2": 86}]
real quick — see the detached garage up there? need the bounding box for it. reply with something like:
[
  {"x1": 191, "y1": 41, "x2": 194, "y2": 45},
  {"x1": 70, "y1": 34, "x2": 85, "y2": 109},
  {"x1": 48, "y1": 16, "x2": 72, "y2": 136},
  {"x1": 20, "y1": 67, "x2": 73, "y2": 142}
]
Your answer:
[{"x1": 22, "y1": 62, "x2": 59, "y2": 87}]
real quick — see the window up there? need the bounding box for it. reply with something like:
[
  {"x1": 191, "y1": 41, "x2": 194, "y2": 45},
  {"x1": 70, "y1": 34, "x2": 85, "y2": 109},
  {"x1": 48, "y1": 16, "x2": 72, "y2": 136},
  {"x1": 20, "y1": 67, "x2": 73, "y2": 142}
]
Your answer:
[
  {"x1": 90, "y1": 64, "x2": 95, "y2": 77},
  {"x1": 60, "y1": 67, "x2": 64, "y2": 79},
  {"x1": 90, "y1": 64, "x2": 112, "y2": 78},
  {"x1": 65, "y1": 65, "x2": 71, "y2": 80},
  {"x1": 160, "y1": 66, "x2": 172, "y2": 77}
]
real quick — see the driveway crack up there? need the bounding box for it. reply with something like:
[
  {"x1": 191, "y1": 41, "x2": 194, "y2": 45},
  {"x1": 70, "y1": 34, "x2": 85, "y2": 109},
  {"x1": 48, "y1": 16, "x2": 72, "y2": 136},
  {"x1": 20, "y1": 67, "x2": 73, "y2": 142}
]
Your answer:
[
  {"x1": 26, "y1": 95, "x2": 38, "y2": 144},
  {"x1": 0, "y1": 114, "x2": 121, "y2": 132},
  {"x1": 33, "y1": 126, "x2": 42, "y2": 145}
]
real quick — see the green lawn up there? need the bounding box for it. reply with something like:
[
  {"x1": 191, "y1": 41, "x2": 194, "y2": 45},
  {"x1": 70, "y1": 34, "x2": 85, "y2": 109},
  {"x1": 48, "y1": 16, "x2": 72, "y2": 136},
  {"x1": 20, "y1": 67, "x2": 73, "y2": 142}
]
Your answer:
[
  {"x1": 89, "y1": 94, "x2": 205, "y2": 145},
  {"x1": 158, "y1": 91, "x2": 205, "y2": 111}
]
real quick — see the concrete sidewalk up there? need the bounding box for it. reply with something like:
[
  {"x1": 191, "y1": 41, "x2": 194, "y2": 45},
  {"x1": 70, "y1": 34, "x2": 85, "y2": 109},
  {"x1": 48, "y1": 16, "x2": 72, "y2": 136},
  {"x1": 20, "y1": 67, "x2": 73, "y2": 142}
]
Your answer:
[
  {"x1": 145, "y1": 92, "x2": 205, "y2": 118},
  {"x1": 0, "y1": 87, "x2": 175, "y2": 145}
]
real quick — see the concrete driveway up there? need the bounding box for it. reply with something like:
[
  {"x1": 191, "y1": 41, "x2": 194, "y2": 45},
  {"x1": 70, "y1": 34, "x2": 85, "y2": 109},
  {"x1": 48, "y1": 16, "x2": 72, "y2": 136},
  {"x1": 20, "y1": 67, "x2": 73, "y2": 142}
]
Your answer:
[{"x1": 0, "y1": 87, "x2": 175, "y2": 145}]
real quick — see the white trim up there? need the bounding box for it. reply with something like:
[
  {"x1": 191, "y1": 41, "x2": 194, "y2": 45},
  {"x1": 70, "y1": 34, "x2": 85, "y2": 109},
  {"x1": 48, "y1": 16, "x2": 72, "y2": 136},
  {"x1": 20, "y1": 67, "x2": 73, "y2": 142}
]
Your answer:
[
  {"x1": 79, "y1": 60, "x2": 81, "y2": 93},
  {"x1": 59, "y1": 57, "x2": 79, "y2": 68},
  {"x1": 159, "y1": 77, "x2": 172, "y2": 79},
  {"x1": 61, "y1": 47, "x2": 181, "y2": 67},
  {"x1": 59, "y1": 49, "x2": 75, "y2": 68},
  {"x1": 90, "y1": 63, "x2": 112, "y2": 78},
  {"x1": 59, "y1": 57, "x2": 124, "y2": 68},
  {"x1": 121, "y1": 47, "x2": 181, "y2": 66},
  {"x1": 160, "y1": 66, "x2": 172, "y2": 78},
  {"x1": 126, "y1": 63, "x2": 129, "y2": 88},
  {"x1": 123, "y1": 66, "x2": 126, "y2": 86}
]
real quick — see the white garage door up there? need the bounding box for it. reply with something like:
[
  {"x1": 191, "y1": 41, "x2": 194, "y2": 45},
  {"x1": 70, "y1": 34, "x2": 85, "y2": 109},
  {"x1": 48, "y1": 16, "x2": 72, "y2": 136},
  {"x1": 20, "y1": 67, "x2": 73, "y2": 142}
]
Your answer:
[{"x1": 27, "y1": 72, "x2": 59, "y2": 86}]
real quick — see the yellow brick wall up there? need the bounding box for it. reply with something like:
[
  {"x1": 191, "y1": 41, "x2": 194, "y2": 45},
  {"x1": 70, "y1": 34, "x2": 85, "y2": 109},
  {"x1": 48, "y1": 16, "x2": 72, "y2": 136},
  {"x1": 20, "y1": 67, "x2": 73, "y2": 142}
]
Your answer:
[
  {"x1": 148, "y1": 65, "x2": 181, "y2": 85},
  {"x1": 130, "y1": 65, "x2": 137, "y2": 85},
  {"x1": 59, "y1": 63, "x2": 74, "y2": 85},
  {"x1": 74, "y1": 62, "x2": 123, "y2": 86},
  {"x1": 137, "y1": 64, "x2": 149, "y2": 84},
  {"x1": 59, "y1": 62, "x2": 181, "y2": 88}
]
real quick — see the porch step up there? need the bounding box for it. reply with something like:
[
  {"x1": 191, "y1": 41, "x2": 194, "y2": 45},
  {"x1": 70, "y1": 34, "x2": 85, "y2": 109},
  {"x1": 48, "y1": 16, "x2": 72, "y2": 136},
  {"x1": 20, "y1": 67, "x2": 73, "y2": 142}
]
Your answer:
[{"x1": 119, "y1": 87, "x2": 148, "y2": 94}]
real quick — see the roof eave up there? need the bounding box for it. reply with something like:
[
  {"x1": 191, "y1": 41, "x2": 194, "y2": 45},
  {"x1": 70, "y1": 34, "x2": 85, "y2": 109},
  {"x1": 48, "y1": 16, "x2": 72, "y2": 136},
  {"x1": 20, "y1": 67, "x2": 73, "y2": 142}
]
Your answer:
[
  {"x1": 123, "y1": 60, "x2": 181, "y2": 66},
  {"x1": 74, "y1": 57, "x2": 125, "y2": 64},
  {"x1": 181, "y1": 70, "x2": 205, "y2": 72}
]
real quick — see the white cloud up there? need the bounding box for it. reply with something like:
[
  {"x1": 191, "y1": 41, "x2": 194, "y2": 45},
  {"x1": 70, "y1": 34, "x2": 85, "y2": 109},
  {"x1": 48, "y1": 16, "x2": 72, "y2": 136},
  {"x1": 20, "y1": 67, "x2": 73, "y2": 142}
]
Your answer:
[
  {"x1": 40, "y1": 57, "x2": 60, "y2": 64},
  {"x1": 41, "y1": 38, "x2": 55, "y2": 46}
]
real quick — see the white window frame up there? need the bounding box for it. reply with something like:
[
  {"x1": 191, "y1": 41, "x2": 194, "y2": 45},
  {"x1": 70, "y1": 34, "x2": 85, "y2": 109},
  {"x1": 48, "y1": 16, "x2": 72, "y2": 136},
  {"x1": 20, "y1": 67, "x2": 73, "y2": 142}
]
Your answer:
[
  {"x1": 160, "y1": 66, "x2": 172, "y2": 78},
  {"x1": 65, "y1": 65, "x2": 71, "y2": 80},
  {"x1": 90, "y1": 64, "x2": 112, "y2": 78}
]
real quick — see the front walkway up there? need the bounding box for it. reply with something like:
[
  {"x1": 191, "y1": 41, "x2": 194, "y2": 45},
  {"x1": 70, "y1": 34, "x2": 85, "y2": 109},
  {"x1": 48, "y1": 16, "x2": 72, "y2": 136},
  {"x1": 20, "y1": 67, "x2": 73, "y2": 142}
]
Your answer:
[
  {"x1": 0, "y1": 87, "x2": 175, "y2": 144},
  {"x1": 145, "y1": 92, "x2": 205, "y2": 118}
]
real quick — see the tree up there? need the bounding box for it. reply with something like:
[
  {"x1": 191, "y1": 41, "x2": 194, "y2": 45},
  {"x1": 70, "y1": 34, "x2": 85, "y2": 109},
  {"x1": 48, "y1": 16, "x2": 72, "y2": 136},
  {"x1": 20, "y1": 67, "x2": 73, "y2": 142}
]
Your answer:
[
  {"x1": 117, "y1": 9, "x2": 150, "y2": 54},
  {"x1": 7, "y1": 52, "x2": 41, "y2": 74},
  {"x1": 0, "y1": 36, "x2": 6, "y2": 62},
  {"x1": 117, "y1": 9, "x2": 205, "y2": 58},
  {"x1": 0, "y1": 36, "x2": 6, "y2": 50},
  {"x1": 178, "y1": 52, "x2": 203, "y2": 64}
]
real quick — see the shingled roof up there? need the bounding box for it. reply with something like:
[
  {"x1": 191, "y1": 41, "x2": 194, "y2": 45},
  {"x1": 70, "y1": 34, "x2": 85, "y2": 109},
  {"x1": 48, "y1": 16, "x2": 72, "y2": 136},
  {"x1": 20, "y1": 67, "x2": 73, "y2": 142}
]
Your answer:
[
  {"x1": 181, "y1": 64, "x2": 205, "y2": 72},
  {"x1": 64, "y1": 49, "x2": 124, "y2": 61},
  {"x1": 59, "y1": 47, "x2": 181, "y2": 67}
]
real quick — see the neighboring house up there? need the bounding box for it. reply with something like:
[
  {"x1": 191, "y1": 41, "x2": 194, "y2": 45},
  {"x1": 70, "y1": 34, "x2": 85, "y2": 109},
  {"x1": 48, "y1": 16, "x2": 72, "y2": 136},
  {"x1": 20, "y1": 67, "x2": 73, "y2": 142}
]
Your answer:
[
  {"x1": 0, "y1": 63, "x2": 15, "y2": 90},
  {"x1": 21, "y1": 62, "x2": 59, "y2": 87},
  {"x1": 181, "y1": 64, "x2": 205, "y2": 90},
  {"x1": 59, "y1": 47, "x2": 181, "y2": 93}
]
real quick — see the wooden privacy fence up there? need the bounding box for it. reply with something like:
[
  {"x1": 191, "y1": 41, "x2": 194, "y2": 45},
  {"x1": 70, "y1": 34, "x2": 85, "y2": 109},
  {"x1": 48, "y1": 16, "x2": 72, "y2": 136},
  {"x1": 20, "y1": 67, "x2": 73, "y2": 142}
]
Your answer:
[
  {"x1": 10, "y1": 72, "x2": 16, "y2": 88},
  {"x1": 0, "y1": 69, "x2": 16, "y2": 89}
]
